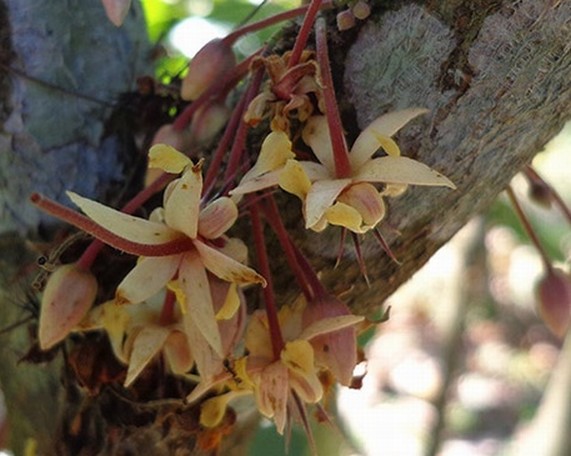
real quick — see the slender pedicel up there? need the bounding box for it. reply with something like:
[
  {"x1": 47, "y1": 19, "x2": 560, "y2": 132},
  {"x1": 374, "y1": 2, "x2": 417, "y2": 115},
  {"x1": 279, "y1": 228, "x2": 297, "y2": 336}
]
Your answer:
[
  {"x1": 315, "y1": 17, "x2": 352, "y2": 178},
  {"x1": 505, "y1": 186, "x2": 552, "y2": 271},
  {"x1": 31, "y1": 193, "x2": 194, "y2": 257},
  {"x1": 249, "y1": 200, "x2": 284, "y2": 359}
]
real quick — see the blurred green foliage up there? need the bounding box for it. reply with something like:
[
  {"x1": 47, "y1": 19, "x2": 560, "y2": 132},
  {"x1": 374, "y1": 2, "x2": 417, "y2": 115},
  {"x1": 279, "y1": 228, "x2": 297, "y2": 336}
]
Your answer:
[{"x1": 141, "y1": 0, "x2": 299, "y2": 81}]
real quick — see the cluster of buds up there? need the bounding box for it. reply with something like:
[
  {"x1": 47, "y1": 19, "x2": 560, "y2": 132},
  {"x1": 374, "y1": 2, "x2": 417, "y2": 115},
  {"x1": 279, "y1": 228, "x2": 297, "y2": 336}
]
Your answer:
[
  {"x1": 336, "y1": 0, "x2": 371, "y2": 31},
  {"x1": 32, "y1": 0, "x2": 458, "y2": 449}
]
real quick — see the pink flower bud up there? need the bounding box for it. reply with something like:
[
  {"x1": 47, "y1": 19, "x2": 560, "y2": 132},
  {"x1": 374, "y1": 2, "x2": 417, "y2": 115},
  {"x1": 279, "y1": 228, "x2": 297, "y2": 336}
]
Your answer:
[
  {"x1": 352, "y1": 1, "x2": 371, "y2": 20},
  {"x1": 336, "y1": 10, "x2": 356, "y2": 31},
  {"x1": 536, "y1": 268, "x2": 571, "y2": 338},
  {"x1": 303, "y1": 296, "x2": 358, "y2": 386},
  {"x1": 527, "y1": 179, "x2": 552, "y2": 209},
  {"x1": 39, "y1": 264, "x2": 98, "y2": 350},
  {"x1": 151, "y1": 124, "x2": 193, "y2": 151},
  {"x1": 189, "y1": 102, "x2": 230, "y2": 146},
  {"x1": 181, "y1": 39, "x2": 236, "y2": 101}
]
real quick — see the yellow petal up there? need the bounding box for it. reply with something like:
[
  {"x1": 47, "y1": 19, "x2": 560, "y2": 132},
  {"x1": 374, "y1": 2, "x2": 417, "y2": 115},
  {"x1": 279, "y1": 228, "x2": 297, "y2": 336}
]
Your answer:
[
  {"x1": 247, "y1": 131, "x2": 295, "y2": 178},
  {"x1": 194, "y1": 240, "x2": 266, "y2": 286},
  {"x1": 382, "y1": 183, "x2": 408, "y2": 197},
  {"x1": 164, "y1": 161, "x2": 203, "y2": 238},
  {"x1": 234, "y1": 356, "x2": 256, "y2": 389},
  {"x1": 198, "y1": 197, "x2": 238, "y2": 239},
  {"x1": 77, "y1": 299, "x2": 129, "y2": 362},
  {"x1": 371, "y1": 134, "x2": 402, "y2": 157},
  {"x1": 232, "y1": 131, "x2": 294, "y2": 195},
  {"x1": 304, "y1": 179, "x2": 351, "y2": 229},
  {"x1": 148, "y1": 144, "x2": 192, "y2": 173},
  {"x1": 350, "y1": 108, "x2": 428, "y2": 170},
  {"x1": 167, "y1": 280, "x2": 187, "y2": 314},
  {"x1": 200, "y1": 390, "x2": 251, "y2": 428},
  {"x1": 354, "y1": 156, "x2": 456, "y2": 189},
  {"x1": 324, "y1": 202, "x2": 364, "y2": 233},
  {"x1": 281, "y1": 340, "x2": 323, "y2": 404},
  {"x1": 244, "y1": 310, "x2": 273, "y2": 360},
  {"x1": 201, "y1": 391, "x2": 243, "y2": 428},
  {"x1": 215, "y1": 283, "x2": 240, "y2": 320},
  {"x1": 281, "y1": 339, "x2": 316, "y2": 376},
  {"x1": 277, "y1": 297, "x2": 306, "y2": 342},
  {"x1": 125, "y1": 325, "x2": 171, "y2": 387},
  {"x1": 67, "y1": 191, "x2": 179, "y2": 245},
  {"x1": 186, "y1": 370, "x2": 233, "y2": 404},
  {"x1": 337, "y1": 182, "x2": 386, "y2": 228},
  {"x1": 99, "y1": 301, "x2": 131, "y2": 362},
  {"x1": 278, "y1": 159, "x2": 312, "y2": 200}
]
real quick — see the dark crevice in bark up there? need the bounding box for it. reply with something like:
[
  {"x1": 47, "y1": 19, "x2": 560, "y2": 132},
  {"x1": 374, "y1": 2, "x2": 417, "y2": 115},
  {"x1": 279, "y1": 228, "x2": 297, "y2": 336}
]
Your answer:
[{"x1": 0, "y1": 0, "x2": 14, "y2": 123}]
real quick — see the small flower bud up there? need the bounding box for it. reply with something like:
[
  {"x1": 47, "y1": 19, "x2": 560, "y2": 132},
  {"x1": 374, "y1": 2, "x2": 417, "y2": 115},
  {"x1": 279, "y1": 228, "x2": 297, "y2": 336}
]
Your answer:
[
  {"x1": 151, "y1": 124, "x2": 193, "y2": 151},
  {"x1": 181, "y1": 39, "x2": 236, "y2": 101},
  {"x1": 527, "y1": 179, "x2": 553, "y2": 209},
  {"x1": 536, "y1": 268, "x2": 571, "y2": 338},
  {"x1": 303, "y1": 296, "x2": 359, "y2": 386},
  {"x1": 336, "y1": 9, "x2": 356, "y2": 31},
  {"x1": 352, "y1": 1, "x2": 371, "y2": 20},
  {"x1": 39, "y1": 264, "x2": 98, "y2": 350},
  {"x1": 189, "y1": 101, "x2": 230, "y2": 146}
]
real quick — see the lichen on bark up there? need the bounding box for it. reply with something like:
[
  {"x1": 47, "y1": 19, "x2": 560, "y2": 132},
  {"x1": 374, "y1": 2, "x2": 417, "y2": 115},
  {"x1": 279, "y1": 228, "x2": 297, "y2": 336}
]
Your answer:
[{"x1": 0, "y1": 0, "x2": 151, "y2": 235}]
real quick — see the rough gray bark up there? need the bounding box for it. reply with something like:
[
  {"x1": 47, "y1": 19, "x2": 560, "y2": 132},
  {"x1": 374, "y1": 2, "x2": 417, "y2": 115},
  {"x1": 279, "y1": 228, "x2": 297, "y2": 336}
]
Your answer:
[
  {"x1": 0, "y1": 0, "x2": 150, "y2": 235},
  {"x1": 0, "y1": 0, "x2": 150, "y2": 453},
  {"x1": 309, "y1": 0, "x2": 571, "y2": 315},
  {"x1": 0, "y1": 0, "x2": 569, "y2": 454}
]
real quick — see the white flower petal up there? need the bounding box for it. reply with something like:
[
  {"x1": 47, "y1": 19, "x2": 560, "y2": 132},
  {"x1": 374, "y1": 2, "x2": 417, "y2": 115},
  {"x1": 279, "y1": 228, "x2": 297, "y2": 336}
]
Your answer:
[
  {"x1": 164, "y1": 163, "x2": 203, "y2": 238},
  {"x1": 302, "y1": 116, "x2": 336, "y2": 175},
  {"x1": 179, "y1": 251, "x2": 223, "y2": 356},
  {"x1": 183, "y1": 312, "x2": 225, "y2": 381},
  {"x1": 256, "y1": 362, "x2": 289, "y2": 434},
  {"x1": 229, "y1": 169, "x2": 282, "y2": 195},
  {"x1": 298, "y1": 161, "x2": 331, "y2": 181},
  {"x1": 194, "y1": 240, "x2": 266, "y2": 286},
  {"x1": 350, "y1": 108, "x2": 428, "y2": 170},
  {"x1": 353, "y1": 156, "x2": 456, "y2": 188},
  {"x1": 304, "y1": 178, "x2": 351, "y2": 229},
  {"x1": 67, "y1": 191, "x2": 179, "y2": 245},
  {"x1": 116, "y1": 255, "x2": 181, "y2": 305},
  {"x1": 125, "y1": 325, "x2": 171, "y2": 387}
]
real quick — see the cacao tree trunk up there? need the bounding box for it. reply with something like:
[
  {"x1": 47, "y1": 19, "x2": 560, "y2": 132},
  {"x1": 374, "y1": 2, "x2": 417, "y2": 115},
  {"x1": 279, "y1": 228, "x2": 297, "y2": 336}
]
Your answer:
[{"x1": 0, "y1": 0, "x2": 569, "y2": 454}]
